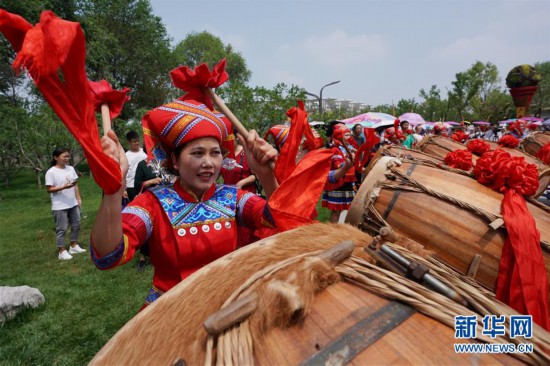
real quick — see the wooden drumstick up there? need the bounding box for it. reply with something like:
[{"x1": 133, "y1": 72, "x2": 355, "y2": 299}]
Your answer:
[
  {"x1": 206, "y1": 88, "x2": 276, "y2": 170},
  {"x1": 101, "y1": 103, "x2": 111, "y2": 136},
  {"x1": 206, "y1": 88, "x2": 249, "y2": 139}
]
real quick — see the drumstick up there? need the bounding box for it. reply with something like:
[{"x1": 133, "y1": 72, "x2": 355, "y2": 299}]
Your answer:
[
  {"x1": 206, "y1": 88, "x2": 249, "y2": 139},
  {"x1": 100, "y1": 103, "x2": 111, "y2": 136},
  {"x1": 206, "y1": 88, "x2": 275, "y2": 169}
]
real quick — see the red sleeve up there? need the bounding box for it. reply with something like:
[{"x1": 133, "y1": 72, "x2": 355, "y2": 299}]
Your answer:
[
  {"x1": 236, "y1": 190, "x2": 275, "y2": 229},
  {"x1": 90, "y1": 192, "x2": 156, "y2": 270}
]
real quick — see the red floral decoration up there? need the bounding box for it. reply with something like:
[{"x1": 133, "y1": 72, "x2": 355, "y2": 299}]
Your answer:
[
  {"x1": 536, "y1": 142, "x2": 550, "y2": 164},
  {"x1": 466, "y1": 139, "x2": 491, "y2": 156},
  {"x1": 497, "y1": 135, "x2": 520, "y2": 148},
  {"x1": 444, "y1": 149, "x2": 473, "y2": 170},
  {"x1": 451, "y1": 130, "x2": 469, "y2": 143}
]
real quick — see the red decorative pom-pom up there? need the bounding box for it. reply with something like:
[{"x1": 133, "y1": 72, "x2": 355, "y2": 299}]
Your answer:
[
  {"x1": 498, "y1": 135, "x2": 520, "y2": 148},
  {"x1": 444, "y1": 149, "x2": 473, "y2": 170},
  {"x1": 536, "y1": 142, "x2": 550, "y2": 164},
  {"x1": 473, "y1": 149, "x2": 538, "y2": 196},
  {"x1": 451, "y1": 130, "x2": 469, "y2": 143},
  {"x1": 467, "y1": 139, "x2": 491, "y2": 156}
]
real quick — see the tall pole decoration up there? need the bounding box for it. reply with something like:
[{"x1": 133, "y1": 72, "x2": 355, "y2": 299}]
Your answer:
[{"x1": 506, "y1": 64, "x2": 541, "y2": 119}]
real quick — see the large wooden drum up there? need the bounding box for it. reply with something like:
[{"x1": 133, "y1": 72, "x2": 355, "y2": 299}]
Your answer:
[
  {"x1": 416, "y1": 135, "x2": 550, "y2": 197},
  {"x1": 89, "y1": 223, "x2": 537, "y2": 365},
  {"x1": 347, "y1": 156, "x2": 550, "y2": 302},
  {"x1": 520, "y1": 132, "x2": 550, "y2": 164}
]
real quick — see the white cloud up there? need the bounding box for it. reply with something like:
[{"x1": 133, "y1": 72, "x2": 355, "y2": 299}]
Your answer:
[{"x1": 277, "y1": 30, "x2": 388, "y2": 69}]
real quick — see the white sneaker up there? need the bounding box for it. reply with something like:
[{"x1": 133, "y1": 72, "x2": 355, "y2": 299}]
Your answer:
[
  {"x1": 68, "y1": 244, "x2": 86, "y2": 254},
  {"x1": 58, "y1": 250, "x2": 73, "y2": 260}
]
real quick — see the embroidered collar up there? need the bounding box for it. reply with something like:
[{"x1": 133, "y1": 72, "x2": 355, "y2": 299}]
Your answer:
[{"x1": 174, "y1": 180, "x2": 216, "y2": 202}]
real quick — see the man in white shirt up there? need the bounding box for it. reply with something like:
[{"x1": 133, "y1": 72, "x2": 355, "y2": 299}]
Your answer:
[
  {"x1": 45, "y1": 148, "x2": 85, "y2": 260},
  {"x1": 125, "y1": 131, "x2": 148, "y2": 201}
]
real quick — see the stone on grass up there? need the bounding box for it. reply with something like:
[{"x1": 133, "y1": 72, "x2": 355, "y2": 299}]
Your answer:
[{"x1": 0, "y1": 286, "x2": 45, "y2": 323}]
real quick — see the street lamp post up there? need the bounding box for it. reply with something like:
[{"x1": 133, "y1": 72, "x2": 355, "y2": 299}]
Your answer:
[{"x1": 306, "y1": 80, "x2": 341, "y2": 115}]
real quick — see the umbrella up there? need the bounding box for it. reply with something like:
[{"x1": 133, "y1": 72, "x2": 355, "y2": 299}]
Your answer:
[
  {"x1": 473, "y1": 121, "x2": 491, "y2": 125},
  {"x1": 342, "y1": 112, "x2": 395, "y2": 128},
  {"x1": 522, "y1": 117, "x2": 543, "y2": 122},
  {"x1": 309, "y1": 121, "x2": 324, "y2": 127},
  {"x1": 446, "y1": 121, "x2": 460, "y2": 125},
  {"x1": 372, "y1": 120, "x2": 396, "y2": 129},
  {"x1": 543, "y1": 119, "x2": 550, "y2": 126},
  {"x1": 399, "y1": 112, "x2": 426, "y2": 125}
]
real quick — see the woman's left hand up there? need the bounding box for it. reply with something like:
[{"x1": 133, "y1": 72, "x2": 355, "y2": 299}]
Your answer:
[{"x1": 238, "y1": 130, "x2": 277, "y2": 178}]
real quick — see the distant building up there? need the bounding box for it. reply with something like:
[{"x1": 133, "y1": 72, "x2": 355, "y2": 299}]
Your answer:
[{"x1": 304, "y1": 98, "x2": 370, "y2": 115}]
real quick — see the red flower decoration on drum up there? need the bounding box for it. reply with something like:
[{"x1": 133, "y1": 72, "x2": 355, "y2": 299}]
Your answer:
[
  {"x1": 466, "y1": 139, "x2": 491, "y2": 156},
  {"x1": 444, "y1": 149, "x2": 473, "y2": 171},
  {"x1": 473, "y1": 149, "x2": 538, "y2": 196},
  {"x1": 498, "y1": 135, "x2": 520, "y2": 148},
  {"x1": 536, "y1": 143, "x2": 550, "y2": 164}
]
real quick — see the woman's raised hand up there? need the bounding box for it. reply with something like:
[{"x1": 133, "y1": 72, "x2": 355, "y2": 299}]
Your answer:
[{"x1": 101, "y1": 130, "x2": 129, "y2": 180}]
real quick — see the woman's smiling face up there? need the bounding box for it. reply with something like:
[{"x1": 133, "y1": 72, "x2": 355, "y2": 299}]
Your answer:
[{"x1": 172, "y1": 137, "x2": 223, "y2": 199}]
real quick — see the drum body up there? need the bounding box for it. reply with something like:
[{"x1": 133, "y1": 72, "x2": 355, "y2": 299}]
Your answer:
[
  {"x1": 347, "y1": 156, "x2": 550, "y2": 300},
  {"x1": 416, "y1": 135, "x2": 550, "y2": 197},
  {"x1": 89, "y1": 223, "x2": 521, "y2": 365},
  {"x1": 520, "y1": 132, "x2": 550, "y2": 160}
]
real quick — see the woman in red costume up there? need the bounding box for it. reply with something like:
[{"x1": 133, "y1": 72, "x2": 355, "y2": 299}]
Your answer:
[
  {"x1": 321, "y1": 124, "x2": 355, "y2": 223},
  {"x1": 90, "y1": 79, "x2": 278, "y2": 308}
]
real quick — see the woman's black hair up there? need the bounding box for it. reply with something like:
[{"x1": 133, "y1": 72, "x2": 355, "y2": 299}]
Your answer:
[{"x1": 51, "y1": 148, "x2": 69, "y2": 166}]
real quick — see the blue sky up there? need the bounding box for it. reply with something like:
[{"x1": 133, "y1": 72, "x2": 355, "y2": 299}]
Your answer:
[{"x1": 150, "y1": 0, "x2": 550, "y2": 107}]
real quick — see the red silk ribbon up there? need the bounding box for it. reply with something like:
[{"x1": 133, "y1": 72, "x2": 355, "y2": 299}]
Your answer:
[
  {"x1": 0, "y1": 10, "x2": 122, "y2": 194},
  {"x1": 474, "y1": 149, "x2": 549, "y2": 330},
  {"x1": 89, "y1": 80, "x2": 131, "y2": 120},
  {"x1": 170, "y1": 59, "x2": 228, "y2": 110}
]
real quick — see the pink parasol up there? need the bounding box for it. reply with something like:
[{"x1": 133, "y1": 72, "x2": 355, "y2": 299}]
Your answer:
[
  {"x1": 473, "y1": 121, "x2": 491, "y2": 125},
  {"x1": 399, "y1": 112, "x2": 426, "y2": 125},
  {"x1": 445, "y1": 121, "x2": 460, "y2": 125}
]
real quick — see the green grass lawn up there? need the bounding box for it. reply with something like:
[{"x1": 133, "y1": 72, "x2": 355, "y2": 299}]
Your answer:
[{"x1": 0, "y1": 169, "x2": 330, "y2": 365}]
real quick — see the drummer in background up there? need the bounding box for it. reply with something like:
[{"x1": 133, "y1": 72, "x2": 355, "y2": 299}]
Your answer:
[
  {"x1": 321, "y1": 123, "x2": 355, "y2": 223},
  {"x1": 263, "y1": 124, "x2": 289, "y2": 152},
  {"x1": 220, "y1": 139, "x2": 258, "y2": 247},
  {"x1": 400, "y1": 120, "x2": 415, "y2": 148},
  {"x1": 90, "y1": 90, "x2": 278, "y2": 308},
  {"x1": 433, "y1": 123, "x2": 449, "y2": 138},
  {"x1": 412, "y1": 125, "x2": 424, "y2": 144},
  {"x1": 352, "y1": 123, "x2": 365, "y2": 146},
  {"x1": 507, "y1": 121, "x2": 525, "y2": 139},
  {"x1": 483, "y1": 122, "x2": 502, "y2": 141}
]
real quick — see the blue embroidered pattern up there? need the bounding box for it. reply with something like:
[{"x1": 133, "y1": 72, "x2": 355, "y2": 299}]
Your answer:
[
  {"x1": 145, "y1": 286, "x2": 164, "y2": 304},
  {"x1": 151, "y1": 184, "x2": 237, "y2": 228},
  {"x1": 122, "y1": 206, "x2": 154, "y2": 239},
  {"x1": 90, "y1": 239, "x2": 125, "y2": 269}
]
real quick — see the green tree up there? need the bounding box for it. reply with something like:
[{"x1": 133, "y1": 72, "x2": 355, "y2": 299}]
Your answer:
[
  {"x1": 173, "y1": 31, "x2": 251, "y2": 85},
  {"x1": 447, "y1": 61, "x2": 500, "y2": 121},
  {"x1": 533, "y1": 61, "x2": 550, "y2": 117},
  {"x1": 78, "y1": 0, "x2": 175, "y2": 117},
  {"x1": 417, "y1": 85, "x2": 445, "y2": 122}
]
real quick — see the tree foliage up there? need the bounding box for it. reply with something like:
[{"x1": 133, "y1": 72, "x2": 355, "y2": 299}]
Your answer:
[
  {"x1": 173, "y1": 31, "x2": 251, "y2": 85},
  {"x1": 78, "y1": 0, "x2": 176, "y2": 117},
  {"x1": 533, "y1": 61, "x2": 550, "y2": 117}
]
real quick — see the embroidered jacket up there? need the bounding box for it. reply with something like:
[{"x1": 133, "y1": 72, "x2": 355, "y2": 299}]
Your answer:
[
  {"x1": 324, "y1": 145, "x2": 357, "y2": 191},
  {"x1": 91, "y1": 181, "x2": 271, "y2": 305}
]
